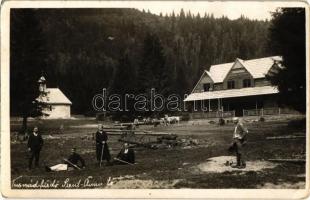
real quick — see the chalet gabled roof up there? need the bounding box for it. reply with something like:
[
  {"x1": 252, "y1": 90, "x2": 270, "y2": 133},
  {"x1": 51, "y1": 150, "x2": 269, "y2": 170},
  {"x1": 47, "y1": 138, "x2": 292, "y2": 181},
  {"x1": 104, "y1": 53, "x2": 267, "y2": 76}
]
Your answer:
[
  {"x1": 242, "y1": 56, "x2": 282, "y2": 79},
  {"x1": 205, "y1": 70, "x2": 213, "y2": 80},
  {"x1": 221, "y1": 58, "x2": 254, "y2": 82},
  {"x1": 209, "y1": 62, "x2": 233, "y2": 83},
  {"x1": 206, "y1": 56, "x2": 282, "y2": 83},
  {"x1": 191, "y1": 70, "x2": 214, "y2": 93},
  {"x1": 37, "y1": 88, "x2": 72, "y2": 105}
]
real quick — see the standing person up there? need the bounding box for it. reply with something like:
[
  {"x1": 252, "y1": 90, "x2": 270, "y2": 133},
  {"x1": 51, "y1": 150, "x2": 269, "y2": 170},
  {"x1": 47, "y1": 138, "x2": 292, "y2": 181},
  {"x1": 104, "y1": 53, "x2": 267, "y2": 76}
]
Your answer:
[
  {"x1": 27, "y1": 126, "x2": 44, "y2": 170},
  {"x1": 95, "y1": 124, "x2": 111, "y2": 166},
  {"x1": 228, "y1": 117, "x2": 248, "y2": 169}
]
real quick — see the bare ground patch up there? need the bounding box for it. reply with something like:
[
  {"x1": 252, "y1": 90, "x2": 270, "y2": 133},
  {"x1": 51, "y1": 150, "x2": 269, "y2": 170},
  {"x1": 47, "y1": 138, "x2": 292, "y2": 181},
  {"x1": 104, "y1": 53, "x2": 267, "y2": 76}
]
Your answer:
[{"x1": 196, "y1": 156, "x2": 278, "y2": 173}]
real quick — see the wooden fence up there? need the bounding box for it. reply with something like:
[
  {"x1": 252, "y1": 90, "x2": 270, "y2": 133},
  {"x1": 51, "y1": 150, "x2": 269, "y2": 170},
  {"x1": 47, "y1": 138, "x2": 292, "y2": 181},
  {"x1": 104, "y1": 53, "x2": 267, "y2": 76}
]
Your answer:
[
  {"x1": 190, "y1": 110, "x2": 235, "y2": 119},
  {"x1": 243, "y1": 107, "x2": 300, "y2": 117}
]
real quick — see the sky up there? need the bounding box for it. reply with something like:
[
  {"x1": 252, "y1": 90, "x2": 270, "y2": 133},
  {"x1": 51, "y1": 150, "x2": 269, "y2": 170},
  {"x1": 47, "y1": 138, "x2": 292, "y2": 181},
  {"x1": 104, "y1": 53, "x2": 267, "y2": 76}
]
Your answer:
[
  {"x1": 6, "y1": 1, "x2": 306, "y2": 20},
  {"x1": 127, "y1": 1, "x2": 306, "y2": 20}
]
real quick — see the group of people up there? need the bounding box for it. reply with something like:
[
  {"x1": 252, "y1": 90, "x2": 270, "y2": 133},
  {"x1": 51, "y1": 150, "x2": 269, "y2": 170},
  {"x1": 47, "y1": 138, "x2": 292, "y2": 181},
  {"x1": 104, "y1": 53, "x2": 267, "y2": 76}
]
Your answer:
[
  {"x1": 95, "y1": 124, "x2": 135, "y2": 166},
  {"x1": 26, "y1": 117, "x2": 248, "y2": 171},
  {"x1": 27, "y1": 125, "x2": 135, "y2": 171}
]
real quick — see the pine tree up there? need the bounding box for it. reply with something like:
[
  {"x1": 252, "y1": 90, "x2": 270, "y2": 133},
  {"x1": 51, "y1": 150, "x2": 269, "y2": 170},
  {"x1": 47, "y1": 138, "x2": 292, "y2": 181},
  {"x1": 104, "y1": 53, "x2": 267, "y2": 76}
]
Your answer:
[
  {"x1": 267, "y1": 8, "x2": 306, "y2": 113},
  {"x1": 10, "y1": 9, "x2": 47, "y2": 133},
  {"x1": 137, "y1": 33, "x2": 166, "y2": 92}
]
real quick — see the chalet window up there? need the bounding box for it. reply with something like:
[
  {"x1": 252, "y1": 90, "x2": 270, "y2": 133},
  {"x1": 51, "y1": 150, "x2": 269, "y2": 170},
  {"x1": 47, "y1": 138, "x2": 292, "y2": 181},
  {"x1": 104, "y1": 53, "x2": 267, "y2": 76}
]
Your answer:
[
  {"x1": 203, "y1": 83, "x2": 211, "y2": 91},
  {"x1": 227, "y1": 80, "x2": 235, "y2": 89},
  {"x1": 243, "y1": 79, "x2": 251, "y2": 88}
]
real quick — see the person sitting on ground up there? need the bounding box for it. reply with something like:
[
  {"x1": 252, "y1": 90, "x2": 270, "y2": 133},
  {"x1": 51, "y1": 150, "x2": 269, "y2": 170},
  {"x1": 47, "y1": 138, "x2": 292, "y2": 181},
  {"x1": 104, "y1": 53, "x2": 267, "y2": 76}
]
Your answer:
[
  {"x1": 114, "y1": 143, "x2": 135, "y2": 165},
  {"x1": 228, "y1": 117, "x2": 248, "y2": 169},
  {"x1": 45, "y1": 148, "x2": 85, "y2": 172}
]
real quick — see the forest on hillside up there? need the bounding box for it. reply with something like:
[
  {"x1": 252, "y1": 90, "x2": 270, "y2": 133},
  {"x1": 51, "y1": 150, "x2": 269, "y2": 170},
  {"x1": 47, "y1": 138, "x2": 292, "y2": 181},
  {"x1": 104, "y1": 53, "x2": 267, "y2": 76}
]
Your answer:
[{"x1": 10, "y1": 8, "x2": 271, "y2": 116}]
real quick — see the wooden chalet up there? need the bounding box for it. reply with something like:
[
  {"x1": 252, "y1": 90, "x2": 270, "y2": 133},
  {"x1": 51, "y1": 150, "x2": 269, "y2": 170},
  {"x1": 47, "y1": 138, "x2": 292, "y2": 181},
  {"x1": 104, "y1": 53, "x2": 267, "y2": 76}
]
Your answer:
[{"x1": 184, "y1": 56, "x2": 295, "y2": 117}]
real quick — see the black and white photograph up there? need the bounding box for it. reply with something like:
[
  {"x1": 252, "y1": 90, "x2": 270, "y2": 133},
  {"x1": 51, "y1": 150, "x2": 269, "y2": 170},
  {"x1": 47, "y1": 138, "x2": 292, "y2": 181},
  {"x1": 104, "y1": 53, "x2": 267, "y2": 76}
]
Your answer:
[{"x1": 1, "y1": 0, "x2": 309, "y2": 198}]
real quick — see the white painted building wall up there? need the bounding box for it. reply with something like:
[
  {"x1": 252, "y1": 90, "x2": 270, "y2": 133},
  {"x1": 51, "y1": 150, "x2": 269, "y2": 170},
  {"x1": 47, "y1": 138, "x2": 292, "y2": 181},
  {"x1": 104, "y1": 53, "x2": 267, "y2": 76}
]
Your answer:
[{"x1": 43, "y1": 104, "x2": 71, "y2": 119}]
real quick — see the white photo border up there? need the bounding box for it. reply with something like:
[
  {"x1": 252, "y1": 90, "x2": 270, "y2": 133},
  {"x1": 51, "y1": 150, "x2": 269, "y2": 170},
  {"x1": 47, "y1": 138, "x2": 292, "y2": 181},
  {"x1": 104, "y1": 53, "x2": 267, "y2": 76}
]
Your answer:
[{"x1": 1, "y1": 1, "x2": 309, "y2": 198}]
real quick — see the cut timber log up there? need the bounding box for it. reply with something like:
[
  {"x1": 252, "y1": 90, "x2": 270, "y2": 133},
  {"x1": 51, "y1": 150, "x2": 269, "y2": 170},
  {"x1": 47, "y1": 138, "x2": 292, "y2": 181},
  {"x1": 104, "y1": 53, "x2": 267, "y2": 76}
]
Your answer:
[
  {"x1": 114, "y1": 122, "x2": 145, "y2": 126},
  {"x1": 114, "y1": 121, "x2": 163, "y2": 126},
  {"x1": 89, "y1": 130, "x2": 172, "y2": 136},
  {"x1": 102, "y1": 126, "x2": 128, "y2": 129},
  {"x1": 118, "y1": 138, "x2": 154, "y2": 148},
  {"x1": 268, "y1": 159, "x2": 305, "y2": 163},
  {"x1": 160, "y1": 134, "x2": 178, "y2": 140},
  {"x1": 103, "y1": 130, "x2": 172, "y2": 136},
  {"x1": 103, "y1": 129, "x2": 151, "y2": 133},
  {"x1": 266, "y1": 135, "x2": 305, "y2": 140}
]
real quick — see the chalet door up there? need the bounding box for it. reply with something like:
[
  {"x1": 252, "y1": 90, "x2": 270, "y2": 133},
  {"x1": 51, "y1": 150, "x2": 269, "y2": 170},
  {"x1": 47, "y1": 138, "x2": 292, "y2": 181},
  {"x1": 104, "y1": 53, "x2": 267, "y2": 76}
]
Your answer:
[
  {"x1": 235, "y1": 109, "x2": 243, "y2": 116},
  {"x1": 225, "y1": 99, "x2": 243, "y2": 116},
  {"x1": 225, "y1": 97, "x2": 249, "y2": 116}
]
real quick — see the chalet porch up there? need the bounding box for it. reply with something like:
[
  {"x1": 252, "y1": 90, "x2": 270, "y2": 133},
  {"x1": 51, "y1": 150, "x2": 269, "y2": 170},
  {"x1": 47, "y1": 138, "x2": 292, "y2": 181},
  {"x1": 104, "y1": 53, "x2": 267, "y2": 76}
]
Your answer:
[
  {"x1": 188, "y1": 106, "x2": 300, "y2": 119},
  {"x1": 186, "y1": 94, "x2": 278, "y2": 117}
]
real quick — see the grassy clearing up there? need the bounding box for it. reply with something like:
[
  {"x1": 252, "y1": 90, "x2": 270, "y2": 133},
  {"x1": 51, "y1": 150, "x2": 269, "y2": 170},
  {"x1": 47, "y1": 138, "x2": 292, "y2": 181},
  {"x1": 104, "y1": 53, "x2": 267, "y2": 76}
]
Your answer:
[{"x1": 10, "y1": 116, "x2": 306, "y2": 189}]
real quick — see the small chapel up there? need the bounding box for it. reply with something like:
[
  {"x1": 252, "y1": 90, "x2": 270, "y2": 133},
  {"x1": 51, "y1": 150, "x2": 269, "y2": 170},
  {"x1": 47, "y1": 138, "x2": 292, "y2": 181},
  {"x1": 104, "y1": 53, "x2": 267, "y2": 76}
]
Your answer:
[{"x1": 36, "y1": 76, "x2": 72, "y2": 119}]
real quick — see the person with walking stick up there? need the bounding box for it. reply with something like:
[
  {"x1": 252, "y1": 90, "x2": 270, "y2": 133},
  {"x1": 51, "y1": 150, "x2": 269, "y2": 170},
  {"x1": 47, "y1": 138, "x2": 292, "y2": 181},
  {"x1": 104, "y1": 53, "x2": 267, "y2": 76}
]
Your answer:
[
  {"x1": 113, "y1": 143, "x2": 135, "y2": 165},
  {"x1": 228, "y1": 117, "x2": 248, "y2": 169},
  {"x1": 45, "y1": 147, "x2": 85, "y2": 172},
  {"x1": 95, "y1": 124, "x2": 111, "y2": 166}
]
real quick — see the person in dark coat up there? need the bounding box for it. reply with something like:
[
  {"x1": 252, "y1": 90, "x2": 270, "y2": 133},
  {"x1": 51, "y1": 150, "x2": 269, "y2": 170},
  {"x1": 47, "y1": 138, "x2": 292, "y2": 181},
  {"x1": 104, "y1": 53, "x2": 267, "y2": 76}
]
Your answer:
[
  {"x1": 114, "y1": 143, "x2": 135, "y2": 165},
  {"x1": 45, "y1": 148, "x2": 85, "y2": 172},
  {"x1": 65, "y1": 148, "x2": 85, "y2": 168},
  {"x1": 95, "y1": 124, "x2": 111, "y2": 166},
  {"x1": 27, "y1": 126, "x2": 44, "y2": 170}
]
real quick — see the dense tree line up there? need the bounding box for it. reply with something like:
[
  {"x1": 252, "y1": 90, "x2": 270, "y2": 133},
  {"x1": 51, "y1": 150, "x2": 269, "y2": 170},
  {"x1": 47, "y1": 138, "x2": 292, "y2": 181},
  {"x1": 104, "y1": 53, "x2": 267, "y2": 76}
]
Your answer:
[
  {"x1": 11, "y1": 8, "x2": 271, "y2": 118},
  {"x1": 267, "y1": 8, "x2": 305, "y2": 113}
]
